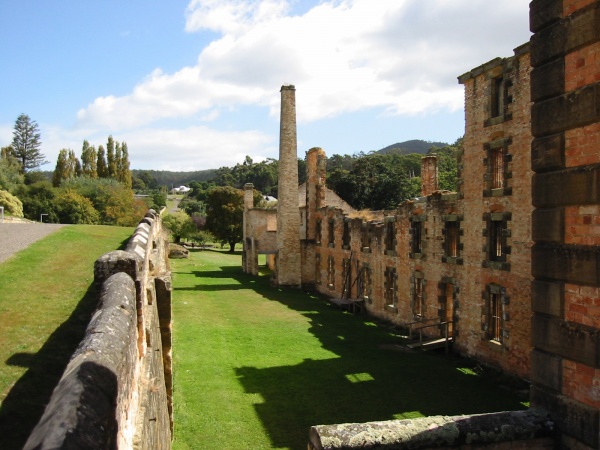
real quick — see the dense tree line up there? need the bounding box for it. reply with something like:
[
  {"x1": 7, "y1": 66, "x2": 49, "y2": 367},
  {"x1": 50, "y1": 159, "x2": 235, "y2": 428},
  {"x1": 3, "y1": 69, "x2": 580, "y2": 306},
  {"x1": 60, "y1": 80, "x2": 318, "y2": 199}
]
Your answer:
[
  {"x1": 325, "y1": 140, "x2": 460, "y2": 210},
  {"x1": 0, "y1": 123, "x2": 149, "y2": 225},
  {"x1": 163, "y1": 141, "x2": 460, "y2": 249},
  {"x1": 53, "y1": 136, "x2": 132, "y2": 188}
]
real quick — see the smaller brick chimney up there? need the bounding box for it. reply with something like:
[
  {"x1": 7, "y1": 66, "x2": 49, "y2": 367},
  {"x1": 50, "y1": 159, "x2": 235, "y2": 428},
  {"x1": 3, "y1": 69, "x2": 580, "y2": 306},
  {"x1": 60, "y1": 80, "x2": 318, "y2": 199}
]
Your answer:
[{"x1": 421, "y1": 155, "x2": 438, "y2": 196}]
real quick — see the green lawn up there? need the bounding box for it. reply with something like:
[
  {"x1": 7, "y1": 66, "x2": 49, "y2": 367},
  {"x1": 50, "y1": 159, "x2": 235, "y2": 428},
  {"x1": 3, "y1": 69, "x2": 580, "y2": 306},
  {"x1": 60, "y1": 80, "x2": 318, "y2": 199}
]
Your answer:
[
  {"x1": 172, "y1": 250, "x2": 528, "y2": 450},
  {"x1": 0, "y1": 225, "x2": 133, "y2": 450}
]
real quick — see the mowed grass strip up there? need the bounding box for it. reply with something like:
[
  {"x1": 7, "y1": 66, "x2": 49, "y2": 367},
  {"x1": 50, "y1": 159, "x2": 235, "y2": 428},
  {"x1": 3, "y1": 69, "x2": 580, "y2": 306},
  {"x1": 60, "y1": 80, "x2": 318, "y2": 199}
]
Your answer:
[
  {"x1": 172, "y1": 250, "x2": 528, "y2": 450},
  {"x1": 0, "y1": 225, "x2": 133, "y2": 450}
]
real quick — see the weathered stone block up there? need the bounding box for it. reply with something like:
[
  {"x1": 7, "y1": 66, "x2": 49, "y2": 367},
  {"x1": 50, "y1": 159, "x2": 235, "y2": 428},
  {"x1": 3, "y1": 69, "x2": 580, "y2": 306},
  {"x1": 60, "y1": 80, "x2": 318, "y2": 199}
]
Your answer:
[
  {"x1": 532, "y1": 279, "x2": 564, "y2": 317},
  {"x1": 533, "y1": 166, "x2": 600, "y2": 208},
  {"x1": 94, "y1": 249, "x2": 141, "y2": 285},
  {"x1": 168, "y1": 243, "x2": 189, "y2": 259},
  {"x1": 532, "y1": 208, "x2": 564, "y2": 243},
  {"x1": 531, "y1": 385, "x2": 599, "y2": 448},
  {"x1": 532, "y1": 314, "x2": 600, "y2": 367},
  {"x1": 531, "y1": 349, "x2": 562, "y2": 391},
  {"x1": 532, "y1": 243, "x2": 600, "y2": 285},
  {"x1": 531, "y1": 134, "x2": 565, "y2": 173},
  {"x1": 531, "y1": 60, "x2": 565, "y2": 102},
  {"x1": 24, "y1": 272, "x2": 137, "y2": 450},
  {"x1": 309, "y1": 410, "x2": 554, "y2": 450},
  {"x1": 529, "y1": 0, "x2": 563, "y2": 33}
]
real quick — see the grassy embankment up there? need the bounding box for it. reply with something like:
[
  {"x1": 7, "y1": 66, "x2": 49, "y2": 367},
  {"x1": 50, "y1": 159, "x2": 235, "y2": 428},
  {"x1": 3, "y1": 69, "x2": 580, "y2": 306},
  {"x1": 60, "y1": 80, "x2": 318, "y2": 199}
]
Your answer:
[
  {"x1": 0, "y1": 225, "x2": 133, "y2": 450},
  {"x1": 172, "y1": 249, "x2": 528, "y2": 450}
]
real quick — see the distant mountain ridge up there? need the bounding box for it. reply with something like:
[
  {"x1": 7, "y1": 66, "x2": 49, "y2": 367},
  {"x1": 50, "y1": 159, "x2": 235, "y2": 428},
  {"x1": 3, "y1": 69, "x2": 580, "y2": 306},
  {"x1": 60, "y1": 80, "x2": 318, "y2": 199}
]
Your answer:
[{"x1": 376, "y1": 139, "x2": 449, "y2": 155}]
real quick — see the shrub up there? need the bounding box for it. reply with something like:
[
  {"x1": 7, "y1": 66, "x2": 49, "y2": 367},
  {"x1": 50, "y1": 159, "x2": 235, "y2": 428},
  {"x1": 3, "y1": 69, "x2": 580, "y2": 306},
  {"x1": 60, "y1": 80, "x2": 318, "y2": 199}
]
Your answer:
[
  {"x1": 0, "y1": 190, "x2": 24, "y2": 217},
  {"x1": 55, "y1": 190, "x2": 100, "y2": 224}
]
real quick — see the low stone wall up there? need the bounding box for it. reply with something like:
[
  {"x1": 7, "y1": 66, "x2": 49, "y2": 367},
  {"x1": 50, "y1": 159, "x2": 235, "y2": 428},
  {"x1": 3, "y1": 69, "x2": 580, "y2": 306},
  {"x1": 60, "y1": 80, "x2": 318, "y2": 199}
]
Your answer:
[
  {"x1": 24, "y1": 210, "x2": 173, "y2": 449},
  {"x1": 308, "y1": 409, "x2": 555, "y2": 450}
]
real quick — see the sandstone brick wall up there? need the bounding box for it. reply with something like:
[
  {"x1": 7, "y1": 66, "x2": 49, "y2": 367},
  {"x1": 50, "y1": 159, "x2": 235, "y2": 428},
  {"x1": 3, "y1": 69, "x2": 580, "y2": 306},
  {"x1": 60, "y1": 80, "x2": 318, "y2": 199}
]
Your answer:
[
  {"x1": 24, "y1": 211, "x2": 173, "y2": 450},
  {"x1": 530, "y1": 0, "x2": 600, "y2": 447},
  {"x1": 308, "y1": 46, "x2": 533, "y2": 380}
]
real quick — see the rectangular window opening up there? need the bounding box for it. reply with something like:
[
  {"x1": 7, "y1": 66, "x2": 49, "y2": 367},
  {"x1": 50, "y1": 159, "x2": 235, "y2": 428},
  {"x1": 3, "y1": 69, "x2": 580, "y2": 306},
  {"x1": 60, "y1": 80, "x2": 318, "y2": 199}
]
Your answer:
[{"x1": 445, "y1": 221, "x2": 459, "y2": 258}]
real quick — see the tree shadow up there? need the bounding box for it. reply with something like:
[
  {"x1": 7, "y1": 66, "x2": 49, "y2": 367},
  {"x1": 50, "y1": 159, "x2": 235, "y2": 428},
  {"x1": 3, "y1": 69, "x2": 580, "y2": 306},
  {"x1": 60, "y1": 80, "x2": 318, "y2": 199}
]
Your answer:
[
  {"x1": 0, "y1": 282, "x2": 100, "y2": 450},
  {"x1": 220, "y1": 268, "x2": 527, "y2": 450}
]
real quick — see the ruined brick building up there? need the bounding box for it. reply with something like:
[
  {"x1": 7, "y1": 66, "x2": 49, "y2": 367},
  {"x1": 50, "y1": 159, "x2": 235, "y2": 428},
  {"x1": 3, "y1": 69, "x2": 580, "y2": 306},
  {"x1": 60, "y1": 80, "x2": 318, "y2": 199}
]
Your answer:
[
  {"x1": 245, "y1": 46, "x2": 533, "y2": 382},
  {"x1": 245, "y1": 1, "x2": 600, "y2": 447}
]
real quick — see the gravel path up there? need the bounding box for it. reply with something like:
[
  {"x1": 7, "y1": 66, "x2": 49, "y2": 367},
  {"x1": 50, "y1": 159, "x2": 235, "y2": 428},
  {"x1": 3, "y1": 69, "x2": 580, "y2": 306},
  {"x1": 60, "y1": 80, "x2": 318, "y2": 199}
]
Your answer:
[{"x1": 0, "y1": 223, "x2": 66, "y2": 264}]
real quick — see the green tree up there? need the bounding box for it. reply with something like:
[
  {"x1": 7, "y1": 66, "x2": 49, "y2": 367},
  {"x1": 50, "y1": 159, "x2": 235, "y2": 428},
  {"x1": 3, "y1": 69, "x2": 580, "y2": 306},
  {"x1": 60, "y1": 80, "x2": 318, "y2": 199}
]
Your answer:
[
  {"x1": 60, "y1": 177, "x2": 145, "y2": 226},
  {"x1": 0, "y1": 147, "x2": 24, "y2": 193},
  {"x1": 106, "y1": 136, "x2": 117, "y2": 179},
  {"x1": 326, "y1": 153, "x2": 418, "y2": 210},
  {"x1": 0, "y1": 190, "x2": 24, "y2": 217},
  {"x1": 18, "y1": 181, "x2": 59, "y2": 222},
  {"x1": 205, "y1": 186, "x2": 262, "y2": 252},
  {"x1": 119, "y1": 142, "x2": 133, "y2": 188},
  {"x1": 11, "y1": 114, "x2": 47, "y2": 173},
  {"x1": 52, "y1": 149, "x2": 70, "y2": 187},
  {"x1": 163, "y1": 212, "x2": 196, "y2": 243},
  {"x1": 55, "y1": 189, "x2": 100, "y2": 224},
  {"x1": 97, "y1": 145, "x2": 108, "y2": 178},
  {"x1": 81, "y1": 140, "x2": 98, "y2": 178}
]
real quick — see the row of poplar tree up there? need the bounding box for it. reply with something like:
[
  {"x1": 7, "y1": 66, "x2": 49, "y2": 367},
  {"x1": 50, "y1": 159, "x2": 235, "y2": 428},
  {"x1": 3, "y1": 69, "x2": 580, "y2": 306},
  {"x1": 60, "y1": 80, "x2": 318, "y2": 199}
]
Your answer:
[{"x1": 52, "y1": 136, "x2": 132, "y2": 188}]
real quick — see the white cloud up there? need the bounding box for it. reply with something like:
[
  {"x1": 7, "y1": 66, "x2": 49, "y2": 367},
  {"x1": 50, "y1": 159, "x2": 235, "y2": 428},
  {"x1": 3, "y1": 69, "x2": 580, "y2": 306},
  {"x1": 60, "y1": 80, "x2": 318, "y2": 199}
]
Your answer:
[
  {"x1": 62, "y1": 0, "x2": 531, "y2": 169},
  {"x1": 123, "y1": 125, "x2": 276, "y2": 171},
  {"x1": 76, "y1": 0, "x2": 530, "y2": 133}
]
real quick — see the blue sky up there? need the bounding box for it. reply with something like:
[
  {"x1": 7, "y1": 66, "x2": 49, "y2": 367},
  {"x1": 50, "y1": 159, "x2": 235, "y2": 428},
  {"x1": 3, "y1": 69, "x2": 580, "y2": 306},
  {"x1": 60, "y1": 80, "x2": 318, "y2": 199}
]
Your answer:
[{"x1": 0, "y1": 1, "x2": 531, "y2": 171}]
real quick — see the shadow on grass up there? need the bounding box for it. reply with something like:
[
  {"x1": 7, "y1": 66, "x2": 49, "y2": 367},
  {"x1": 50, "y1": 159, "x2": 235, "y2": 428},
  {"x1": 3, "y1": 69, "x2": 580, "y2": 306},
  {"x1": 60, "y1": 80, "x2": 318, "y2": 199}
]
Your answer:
[
  {"x1": 189, "y1": 264, "x2": 527, "y2": 450},
  {"x1": 0, "y1": 283, "x2": 99, "y2": 450}
]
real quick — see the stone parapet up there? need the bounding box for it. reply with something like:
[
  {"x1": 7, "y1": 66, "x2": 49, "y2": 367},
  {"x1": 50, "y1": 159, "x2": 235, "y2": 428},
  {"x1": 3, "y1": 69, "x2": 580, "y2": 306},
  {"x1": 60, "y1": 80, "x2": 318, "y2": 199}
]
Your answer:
[
  {"x1": 308, "y1": 410, "x2": 554, "y2": 450},
  {"x1": 24, "y1": 211, "x2": 173, "y2": 449}
]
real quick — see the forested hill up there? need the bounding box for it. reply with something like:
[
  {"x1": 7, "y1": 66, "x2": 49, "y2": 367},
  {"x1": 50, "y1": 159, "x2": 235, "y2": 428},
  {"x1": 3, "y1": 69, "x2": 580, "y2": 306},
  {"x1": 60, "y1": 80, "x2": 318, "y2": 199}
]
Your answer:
[
  {"x1": 376, "y1": 139, "x2": 449, "y2": 155},
  {"x1": 132, "y1": 169, "x2": 216, "y2": 187}
]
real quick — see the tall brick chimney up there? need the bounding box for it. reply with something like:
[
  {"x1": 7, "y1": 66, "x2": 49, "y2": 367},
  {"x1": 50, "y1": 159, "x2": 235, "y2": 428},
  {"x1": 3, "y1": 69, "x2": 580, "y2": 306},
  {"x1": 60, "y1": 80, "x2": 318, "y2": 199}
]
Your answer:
[
  {"x1": 275, "y1": 85, "x2": 301, "y2": 287},
  {"x1": 421, "y1": 155, "x2": 438, "y2": 196}
]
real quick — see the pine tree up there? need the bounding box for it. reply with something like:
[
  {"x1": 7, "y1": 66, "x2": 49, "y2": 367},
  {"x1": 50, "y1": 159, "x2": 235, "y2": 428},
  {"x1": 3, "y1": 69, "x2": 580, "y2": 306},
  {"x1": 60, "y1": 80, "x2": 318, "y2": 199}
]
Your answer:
[
  {"x1": 11, "y1": 113, "x2": 47, "y2": 173},
  {"x1": 97, "y1": 145, "x2": 108, "y2": 178},
  {"x1": 106, "y1": 136, "x2": 117, "y2": 179},
  {"x1": 81, "y1": 140, "x2": 98, "y2": 178}
]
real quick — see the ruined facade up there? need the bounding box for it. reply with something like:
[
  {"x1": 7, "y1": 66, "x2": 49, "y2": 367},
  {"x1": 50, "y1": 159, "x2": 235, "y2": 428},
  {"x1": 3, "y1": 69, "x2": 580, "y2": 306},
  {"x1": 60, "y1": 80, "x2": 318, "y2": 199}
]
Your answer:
[
  {"x1": 245, "y1": 45, "x2": 533, "y2": 380},
  {"x1": 247, "y1": 2, "x2": 600, "y2": 446}
]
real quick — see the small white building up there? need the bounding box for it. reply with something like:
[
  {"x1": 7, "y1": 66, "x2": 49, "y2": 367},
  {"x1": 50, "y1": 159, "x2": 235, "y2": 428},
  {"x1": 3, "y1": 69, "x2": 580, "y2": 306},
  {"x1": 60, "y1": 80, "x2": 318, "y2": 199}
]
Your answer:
[{"x1": 171, "y1": 186, "x2": 191, "y2": 194}]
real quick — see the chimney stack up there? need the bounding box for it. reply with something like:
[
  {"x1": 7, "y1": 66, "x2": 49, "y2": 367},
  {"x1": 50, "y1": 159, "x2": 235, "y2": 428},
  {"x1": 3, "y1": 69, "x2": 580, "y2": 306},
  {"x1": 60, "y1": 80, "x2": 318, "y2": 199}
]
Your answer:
[{"x1": 275, "y1": 85, "x2": 301, "y2": 286}]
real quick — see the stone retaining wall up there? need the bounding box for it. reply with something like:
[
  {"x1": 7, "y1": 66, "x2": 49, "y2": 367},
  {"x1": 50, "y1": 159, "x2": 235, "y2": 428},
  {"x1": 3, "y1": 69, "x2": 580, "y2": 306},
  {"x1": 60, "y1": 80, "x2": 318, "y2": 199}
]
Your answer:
[{"x1": 24, "y1": 210, "x2": 173, "y2": 449}]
